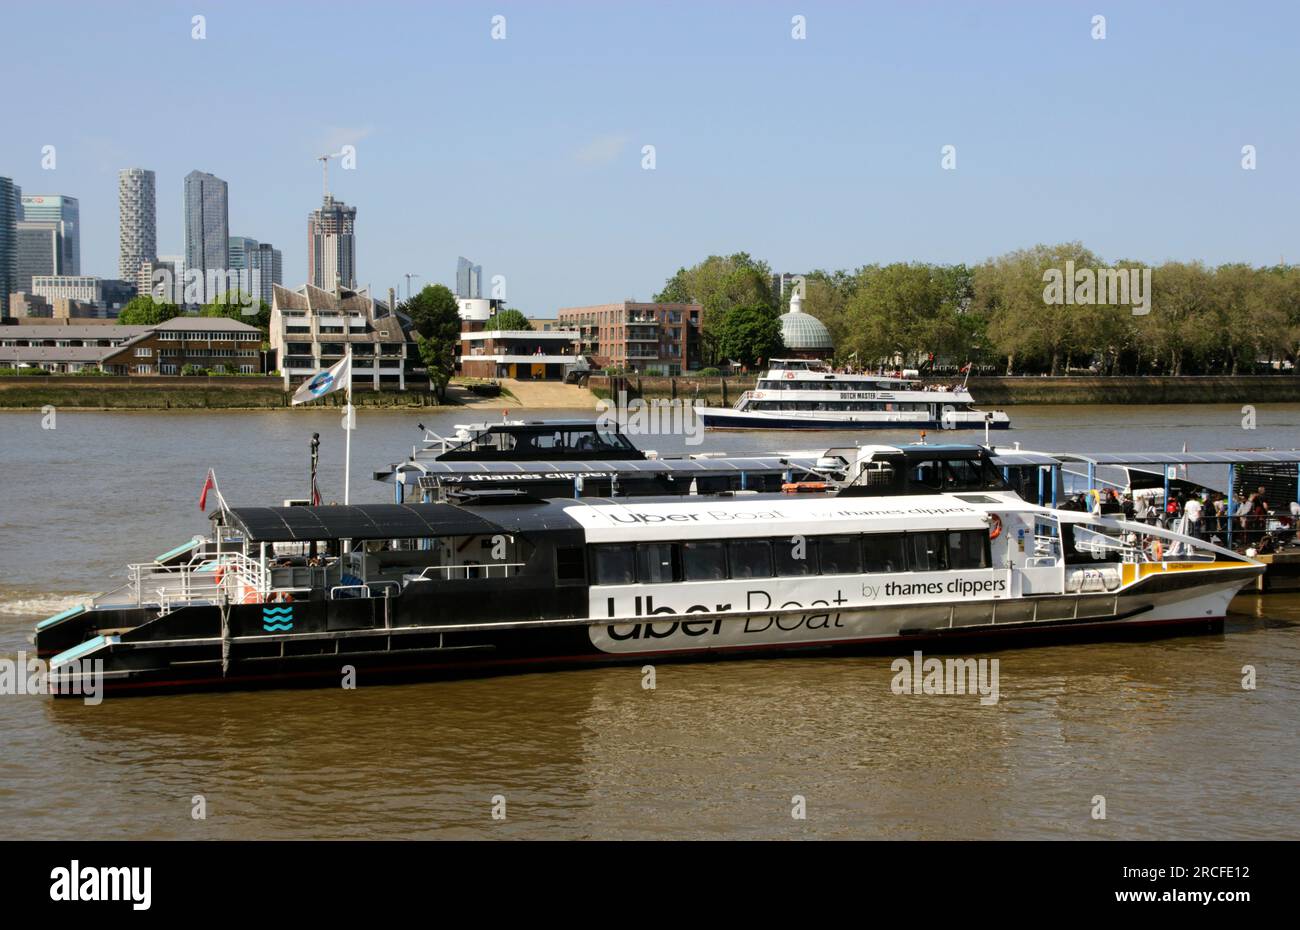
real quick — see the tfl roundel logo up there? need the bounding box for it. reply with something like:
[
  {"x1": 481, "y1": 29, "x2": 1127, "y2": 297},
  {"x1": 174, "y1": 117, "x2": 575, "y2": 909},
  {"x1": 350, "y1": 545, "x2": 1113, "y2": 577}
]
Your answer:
[{"x1": 307, "y1": 371, "x2": 335, "y2": 396}]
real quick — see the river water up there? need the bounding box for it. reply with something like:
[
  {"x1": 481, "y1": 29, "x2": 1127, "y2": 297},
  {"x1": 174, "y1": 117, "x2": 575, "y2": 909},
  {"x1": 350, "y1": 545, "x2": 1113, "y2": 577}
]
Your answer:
[{"x1": 0, "y1": 403, "x2": 1296, "y2": 839}]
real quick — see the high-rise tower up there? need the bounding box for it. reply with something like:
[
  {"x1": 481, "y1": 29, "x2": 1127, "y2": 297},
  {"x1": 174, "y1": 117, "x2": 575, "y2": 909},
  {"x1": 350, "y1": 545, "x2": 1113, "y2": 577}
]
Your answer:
[{"x1": 118, "y1": 168, "x2": 157, "y2": 284}]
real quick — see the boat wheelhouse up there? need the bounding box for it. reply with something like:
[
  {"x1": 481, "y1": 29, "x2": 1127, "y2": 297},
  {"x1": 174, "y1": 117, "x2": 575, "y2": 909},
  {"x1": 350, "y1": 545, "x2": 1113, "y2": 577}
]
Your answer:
[
  {"x1": 696, "y1": 358, "x2": 1011, "y2": 431},
  {"x1": 35, "y1": 444, "x2": 1261, "y2": 697},
  {"x1": 414, "y1": 419, "x2": 646, "y2": 462}
]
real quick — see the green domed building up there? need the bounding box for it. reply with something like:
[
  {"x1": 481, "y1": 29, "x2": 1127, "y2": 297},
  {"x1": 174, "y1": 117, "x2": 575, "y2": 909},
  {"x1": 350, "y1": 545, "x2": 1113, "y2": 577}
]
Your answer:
[{"x1": 777, "y1": 291, "x2": 834, "y2": 360}]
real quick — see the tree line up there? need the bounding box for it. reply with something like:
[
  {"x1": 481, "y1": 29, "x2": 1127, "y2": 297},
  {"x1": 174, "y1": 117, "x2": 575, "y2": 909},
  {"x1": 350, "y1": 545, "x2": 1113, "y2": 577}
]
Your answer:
[{"x1": 653, "y1": 246, "x2": 1300, "y2": 375}]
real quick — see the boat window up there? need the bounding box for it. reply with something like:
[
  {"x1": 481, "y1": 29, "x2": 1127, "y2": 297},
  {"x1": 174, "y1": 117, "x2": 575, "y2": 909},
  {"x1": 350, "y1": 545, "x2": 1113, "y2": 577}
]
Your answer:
[
  {"x1": 682, "y1": 541, "x2": 727, "y2": 581},
  {"x1": 637, "y1": 543, "x2": 680, "y2": 583},
  {"x1": 947, "y1": 531, "x2": 989, "y2": 569},
  {"x1": 603, "y1": 430, "x2": 636, "y2": 450},
  {"x1": 863, "y1": 534, "x2": 906, "y2": 572},
  {"x1": 943, "y1": 459, "x2": 986, "y2": 490},
  {"x1": 774, "y1": 536, "x2": 818, "y2": 575},
  {"x1": 908, "y1": 532, "x2": 948, "y2": 572},
  {"x1": 728, "y1": 540, "x2": 773, "y2": 578},
  {"x1": 556, "y1": 546, "x2": 586, "y2": 582},
  {"x1": 912, "y1": 460, "x2": 945, "y2": 490},
  {"x1": 592, "y1": 545, "x2": 636, "y2": 585},
  {"x1": 818, "y1": 535, "x2": 863, "y2": 574}
]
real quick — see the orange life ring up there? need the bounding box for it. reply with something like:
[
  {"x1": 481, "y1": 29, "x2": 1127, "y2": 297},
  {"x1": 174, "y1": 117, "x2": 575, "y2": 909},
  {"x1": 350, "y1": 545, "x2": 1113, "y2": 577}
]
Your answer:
[
  {"x1": 988, "y1": 514, "x2": 1003, "y2": 540},
  {"x1": 783, "y1": 371, "x2": 795, "y2": 380},
  {"x1": 213, "y1": 567, "x2": 225, "y2": 586},
  {"x1": 241, "y1": 587, "x2": 260, "y2": 604},
  {"x1": 1151, "y1": 539, "x2": 1163, "y2": 562}
]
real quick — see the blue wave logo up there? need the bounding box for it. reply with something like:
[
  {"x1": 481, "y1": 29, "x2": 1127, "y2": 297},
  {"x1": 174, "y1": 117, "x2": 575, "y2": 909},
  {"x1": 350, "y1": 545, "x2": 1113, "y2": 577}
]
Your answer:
[{"x1": 262, "y1": 605, "x2": 294, "y2": 632}]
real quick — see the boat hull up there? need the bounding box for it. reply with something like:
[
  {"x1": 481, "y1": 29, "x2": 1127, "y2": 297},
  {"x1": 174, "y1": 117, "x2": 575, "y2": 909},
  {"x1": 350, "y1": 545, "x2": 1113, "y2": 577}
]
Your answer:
[{"x1": 43, "y1": 567, "x2": 1253, "y2": 697}]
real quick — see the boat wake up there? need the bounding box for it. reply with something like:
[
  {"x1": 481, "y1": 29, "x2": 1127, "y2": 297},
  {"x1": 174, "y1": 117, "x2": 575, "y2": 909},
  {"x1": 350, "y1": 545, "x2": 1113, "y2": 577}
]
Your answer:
[{"x1": 0, "y1": 592, "x2": 88, "y2": 619}]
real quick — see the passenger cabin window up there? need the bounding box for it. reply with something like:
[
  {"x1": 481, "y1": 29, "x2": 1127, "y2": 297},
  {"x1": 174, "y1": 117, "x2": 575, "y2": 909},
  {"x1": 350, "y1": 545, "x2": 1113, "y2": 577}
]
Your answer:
[
  {"x1": 863, "y1": 534, "x2": 906, "y2": 573},
  {"x1": 819, "y1": 535, "x2": 863, "y2": 574},
  {"x1": 589, "y1": 530, "x2": 990, "y2": 585},
  {"x1": 774, "y1": 536, "x2": 818, "y2": 575},
  {"x1": 556, "y1": 546, "x2": 586, "y2": 582},
  {"x1": 908, "y1": 532, "x2": 948, "y2": 572},
  {"x1": 593, "y1": 545, "x2": 636, "y2": 585},
  {"x1": 637, "y1": 543, "x2": 680, "y2": 583},
  {"x1": 947, "y1": 530, "x2": 989, "y2": 569},
  {"x1": 682, "y1": 541, "x2": 727, "y2": 581},
  {"x1": 728, "y1": 540, "x2": 773, "y2": 578}
]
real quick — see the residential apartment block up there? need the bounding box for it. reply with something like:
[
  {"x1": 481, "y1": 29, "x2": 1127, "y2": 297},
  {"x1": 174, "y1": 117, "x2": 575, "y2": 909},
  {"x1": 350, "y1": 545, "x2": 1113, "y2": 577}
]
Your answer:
[
  {"x1": 118, "y1": 168, "x2": 156, "y2": 283},
  {"x1": 0, "y1": 316, "x2": 264, "y2": 374},
  {"x1": 555, "y1": 301, "x2": 702, "y2": 375},
  {"x1": 270, "y1": 284, "x2": 415, "y2": 391},
  {"x1": 458, "y1": 327, "x2": 582, "y2": 380}
]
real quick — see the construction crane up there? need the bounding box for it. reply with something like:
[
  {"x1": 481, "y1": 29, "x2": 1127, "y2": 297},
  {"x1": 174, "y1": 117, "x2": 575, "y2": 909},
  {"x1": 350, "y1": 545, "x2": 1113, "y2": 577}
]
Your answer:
[
  {"x1": 316, "y1": 150, "x2": 346, "y2": 198},
  {"x1": 403, "y1": 273, "x2": 421, "y2": 299}
]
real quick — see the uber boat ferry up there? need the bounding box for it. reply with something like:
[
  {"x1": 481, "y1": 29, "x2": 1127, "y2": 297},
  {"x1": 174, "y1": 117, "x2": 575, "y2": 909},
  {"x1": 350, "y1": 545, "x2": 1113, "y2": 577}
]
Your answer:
[
  {"x1": 35, "y1": 443, "x2": 1260, "y2": 696},
  {"x1": 696, "y1": 359, "x2": 1011, "y2": 431}
]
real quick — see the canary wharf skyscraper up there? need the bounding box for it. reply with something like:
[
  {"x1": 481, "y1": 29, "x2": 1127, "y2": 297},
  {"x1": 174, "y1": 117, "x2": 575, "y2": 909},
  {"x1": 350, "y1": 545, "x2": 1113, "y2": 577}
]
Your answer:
[
  {"x1": 184, "y1": 170, "x2": 229, "y2": 302},
  {"x1": 20, "y1": 194, "x2": 79, "y2": 275},
  {"x1": 0, "y1": 177, "x2": 18, "y2": 317},
  {"x1": 118, "y1": 168, "x2": 156, "y2": 283}
]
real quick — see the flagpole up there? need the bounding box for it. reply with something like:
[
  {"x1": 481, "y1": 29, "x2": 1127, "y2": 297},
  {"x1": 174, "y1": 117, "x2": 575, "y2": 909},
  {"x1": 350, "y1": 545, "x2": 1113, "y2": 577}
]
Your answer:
[
  {"x1": 344, "y1": 344, "x2": 353, "y2": 505},
  {"x1": 210, "y1": 468, "x2": 229, "y2": 515}
]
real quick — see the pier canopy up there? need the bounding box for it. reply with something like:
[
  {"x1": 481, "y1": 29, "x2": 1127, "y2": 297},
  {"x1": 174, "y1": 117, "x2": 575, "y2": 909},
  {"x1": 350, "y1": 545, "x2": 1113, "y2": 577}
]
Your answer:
[{"x1": 1051, "y1": 450, "x2": 1300, "y2": 467}]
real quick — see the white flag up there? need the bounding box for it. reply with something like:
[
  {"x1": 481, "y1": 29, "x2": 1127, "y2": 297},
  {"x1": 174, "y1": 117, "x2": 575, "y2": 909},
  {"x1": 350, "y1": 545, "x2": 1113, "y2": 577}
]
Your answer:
[{"x1": 291, "y1": 354, "x2": 351, "y2": 405}]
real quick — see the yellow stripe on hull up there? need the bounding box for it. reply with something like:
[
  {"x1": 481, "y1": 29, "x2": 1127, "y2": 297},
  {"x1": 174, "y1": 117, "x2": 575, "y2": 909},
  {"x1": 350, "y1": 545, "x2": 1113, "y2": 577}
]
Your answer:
[{"x1": 1120, "y1": 560, "x2": 1254, "y2": 588}]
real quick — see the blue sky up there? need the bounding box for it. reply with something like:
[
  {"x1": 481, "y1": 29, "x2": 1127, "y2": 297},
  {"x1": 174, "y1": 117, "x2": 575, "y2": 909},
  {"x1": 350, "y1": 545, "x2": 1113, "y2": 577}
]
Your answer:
[{"x1": 3, "y1": 0, "x2": 1297, "y2": 313}]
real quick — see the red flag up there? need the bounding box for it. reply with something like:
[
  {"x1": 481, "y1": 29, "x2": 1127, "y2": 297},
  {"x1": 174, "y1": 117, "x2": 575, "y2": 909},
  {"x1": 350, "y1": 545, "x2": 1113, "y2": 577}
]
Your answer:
[{"x1": 199, "y1": 469, "x2": 215, "y2": 511}]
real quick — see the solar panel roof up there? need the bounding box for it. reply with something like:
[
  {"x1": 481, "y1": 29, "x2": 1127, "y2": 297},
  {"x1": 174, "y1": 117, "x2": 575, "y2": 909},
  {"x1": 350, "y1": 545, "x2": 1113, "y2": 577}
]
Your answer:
[{"x1": 217, "y1": 502, "x2": 583, "y2": 542}]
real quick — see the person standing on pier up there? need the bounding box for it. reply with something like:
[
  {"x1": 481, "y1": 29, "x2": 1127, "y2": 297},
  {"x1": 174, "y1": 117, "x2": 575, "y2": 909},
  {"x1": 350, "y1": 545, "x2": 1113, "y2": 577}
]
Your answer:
[{"x1": 1184, "y1": 495, "x2": 1204, "y2": 540}]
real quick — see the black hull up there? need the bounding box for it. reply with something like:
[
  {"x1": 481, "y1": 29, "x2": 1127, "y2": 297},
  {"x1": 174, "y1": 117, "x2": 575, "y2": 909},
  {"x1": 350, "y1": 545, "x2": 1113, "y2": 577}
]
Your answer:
[{"x1": 71, "y1": 612, "x2": 1225, "y2": 698}]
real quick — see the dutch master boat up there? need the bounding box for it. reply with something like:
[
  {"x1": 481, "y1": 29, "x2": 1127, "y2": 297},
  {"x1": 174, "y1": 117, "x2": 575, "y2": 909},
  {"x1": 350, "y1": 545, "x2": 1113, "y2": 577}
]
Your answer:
[
  {"x1": 696, "y1": 358, "x2": 1011, "y2": 431},
  {"x1": 35, "y1": 443, "x2": 1261, "y2": 697}
]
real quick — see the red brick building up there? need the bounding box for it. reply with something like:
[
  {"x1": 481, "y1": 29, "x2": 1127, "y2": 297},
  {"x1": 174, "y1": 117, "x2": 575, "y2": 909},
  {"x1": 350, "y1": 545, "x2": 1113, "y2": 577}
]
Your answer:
[{"x1": 555, "y1": 301, "x2": 702, "y2": 375}]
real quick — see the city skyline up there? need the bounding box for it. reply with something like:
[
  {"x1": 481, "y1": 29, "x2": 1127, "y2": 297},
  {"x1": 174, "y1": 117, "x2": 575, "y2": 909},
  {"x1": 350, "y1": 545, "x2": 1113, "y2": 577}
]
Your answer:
[{"x1": 1, "y1": 2, "x2": 1298, "y2": 314}]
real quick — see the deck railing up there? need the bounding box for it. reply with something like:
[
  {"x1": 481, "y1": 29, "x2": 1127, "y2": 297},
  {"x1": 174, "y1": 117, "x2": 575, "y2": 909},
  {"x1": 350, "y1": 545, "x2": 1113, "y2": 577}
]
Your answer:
[
  {"x1": 126, "y1": 552, "x2": 270, "y2": 614},
  {"x1": 411, "y1": 562, "x2": 525, "y2": 582}
]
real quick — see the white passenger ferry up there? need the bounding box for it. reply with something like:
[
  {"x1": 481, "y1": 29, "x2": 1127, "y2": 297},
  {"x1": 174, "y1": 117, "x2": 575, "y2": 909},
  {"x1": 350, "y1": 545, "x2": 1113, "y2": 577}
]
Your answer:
[
  {"x1": 36, "y1": 443, "x2": 1258, "y2": 696},
  {"x1": 696, "y1": 358, "x2": 1011, "y2": 431}
]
